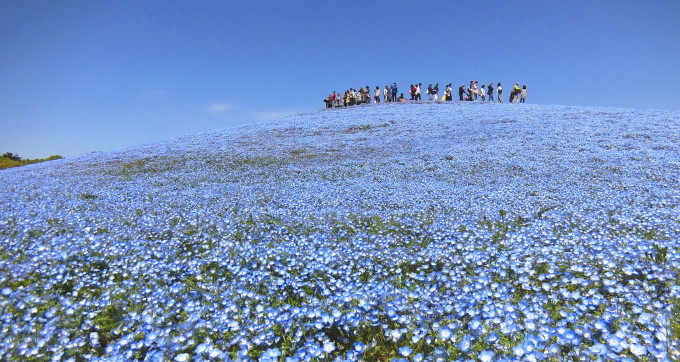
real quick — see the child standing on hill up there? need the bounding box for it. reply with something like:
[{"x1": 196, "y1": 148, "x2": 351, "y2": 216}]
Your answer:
[{"x1": 520, "y1": 85, "x2": 527, "y2": 103}]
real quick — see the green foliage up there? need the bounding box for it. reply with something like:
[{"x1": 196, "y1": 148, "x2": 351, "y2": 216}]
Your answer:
[
  {"x1": 534, "y1": 262, "x2": 551, "y2": 275},
  {"x1": 2, "y1": 152, "x2": 21, "y2": 161},
  {"x1": 652, "y1": 244, "x2": 668, "y2": 263},
  {"x1": 343, "y1": 123, "x2": 390, "y2": 134},
  {"x1": 0, "y1": 153, "x2": 63, "y2": 170},
  {"x1": 93, "y1": 304, "x2": 125, "y2": 354}
]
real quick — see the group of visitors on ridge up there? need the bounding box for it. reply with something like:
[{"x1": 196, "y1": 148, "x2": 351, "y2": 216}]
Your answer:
[{"x1": 323, "y1": 81, "x2": 527, "y2": 108}]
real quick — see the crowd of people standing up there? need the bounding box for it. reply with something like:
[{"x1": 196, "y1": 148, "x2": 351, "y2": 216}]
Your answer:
[{"x1": 324, "y1": 81, "x2": 527, "y2": 108}]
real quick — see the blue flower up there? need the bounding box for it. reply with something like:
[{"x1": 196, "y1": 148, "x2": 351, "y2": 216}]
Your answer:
[
  {"x1": 629, "y1": 344, "x2": 646, "y2": 357},
  {"x1": 264, "y1": 347, "x2": 281, "y2": 358},
  {"x1": 486, "y1": 333, "x2": 500, "y2": 344},
  {"x1": 323, "y1": 341, "x2": 335, "y2": 353},
  {"x1": 398, "y1": 346, "x2": 412, "y2": 357},
  {"x1": 458, "y1": 334, "x2": 473, "y2": 353},
  {"x1": 478, "y1": 350, "x2": 495, "y2": 362},
  {"x1": 438, "y1": 326, "x2": 452, "y2": 340},
  {"x1": 512, "y1": 344, "x2": 525, "y2": 357}
]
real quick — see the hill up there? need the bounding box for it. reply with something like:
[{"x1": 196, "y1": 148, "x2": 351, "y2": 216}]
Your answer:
[{"x1": 0, "y1": 102, "x2": 678, "y2": 360}]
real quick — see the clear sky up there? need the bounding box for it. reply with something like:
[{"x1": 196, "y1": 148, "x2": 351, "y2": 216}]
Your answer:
[{"x1": 1, "y1": 1, "x2": 679, "y2": 159}]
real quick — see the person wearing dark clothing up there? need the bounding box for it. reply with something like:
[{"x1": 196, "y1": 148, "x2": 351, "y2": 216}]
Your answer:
[
  {"x1": 391, "y1": 83, "x2": 398, "y2": 102},
  {"x1": 459, "y1": 85, "x2": 465, "y2": 101},
  {"x1": 487, "y1": 83, "x2": 494, "y2": 102}
]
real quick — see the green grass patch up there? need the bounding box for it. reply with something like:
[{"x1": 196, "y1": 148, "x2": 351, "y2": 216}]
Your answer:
[{"x1": 0, "y1": 154, "x2": 63, "y2": 170}]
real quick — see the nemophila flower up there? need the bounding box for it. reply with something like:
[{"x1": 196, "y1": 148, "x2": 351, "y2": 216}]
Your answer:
[
  {"x1": 398, "y1": 346, "x2": 413, "y2": 357},
  {"x1": 513, "y1": 344, "x2": 525, "y2": 357},
  {"x1": 459, "y1": 334, "x2": 473, "y2": 353},
  {"x1": 607, "y1": 335, "x2": 624, "y2": 353},
  {"x1": 174, "y1": 353, "x2": 190, "y2": 361},
  {"x1": 588, "y1": 342, "x2": 607, "y2": 355},
  {"x1": 478, "y1": 350, "x2": 495, "y2": 362},
  {"x1": 433, "y1": 347, "x2": 449, "y2": 360},
  {"x1": 208, "y1": 348, "x2": 223, "y2": 358},
  {"x1": 630, "y1": 344, "x2": 646, "y2": 357},
  {"x1": 438, "y1": 326, "x2": 452, "y2": 340},
  {"x1": 486, "y1": 333, "x2": 500, "y2": 344},
  {"x1": 322, "y1": 341, "x2": 335, "y2": 353},
  {"x1": 263, "y1": 347, "x2": 281, "y2": 358},
  {"x1": 546, "y1": 344, "x2": 560, "y2": 356}
]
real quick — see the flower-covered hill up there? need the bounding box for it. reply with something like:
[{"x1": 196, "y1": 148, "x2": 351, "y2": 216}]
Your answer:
[{"x1": 0, "y1": 102, "x2": 679, "y2": 361}]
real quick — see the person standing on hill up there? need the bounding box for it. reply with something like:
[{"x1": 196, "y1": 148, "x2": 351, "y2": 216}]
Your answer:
[
  {"x1": 433, "y1": 84, "x2": 439, "y2": 101},
  {"x1": 445, "y1": 84, "x2": 452, "y2": 101},
  {"x1": 415, "y1": 83, "x2": 422, "y2": 101},
  {"x1": 479, "y1": 85, "x2": 486, "y2": 102},
  {"x1": 511, "y1": 82, "x2": 521, "y2": 102},
  {"x1": 487, "y1": 83, "x2": 494, "y2": 102},
  {"x1": 374, "y1": 86, "x2": 381, "y2": 103},
  {"x1": 391, "y1": 83, "x2": 398, "y2": 102},
  {"x1": 520, "y1": 85, "x2": 527, "y2": 103},
  {"x1": 459, "y1": 84, "x2": 466, "y2": 101},
  {"x1": 497, "y1": 83, "x2": 503, "y2": 103},
  {"x1": 384, "y1": 86, "x2": 390, "y2": 102}
]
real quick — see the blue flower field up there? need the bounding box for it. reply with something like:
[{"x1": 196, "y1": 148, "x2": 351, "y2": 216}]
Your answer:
[{"x1": 1, "y1": 102, "x2": 678, "y2": 361}]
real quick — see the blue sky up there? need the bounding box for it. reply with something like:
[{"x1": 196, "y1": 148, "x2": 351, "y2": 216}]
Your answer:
[{"x1": 1, "y1": 1, "x2": 679, "y2": 159}]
